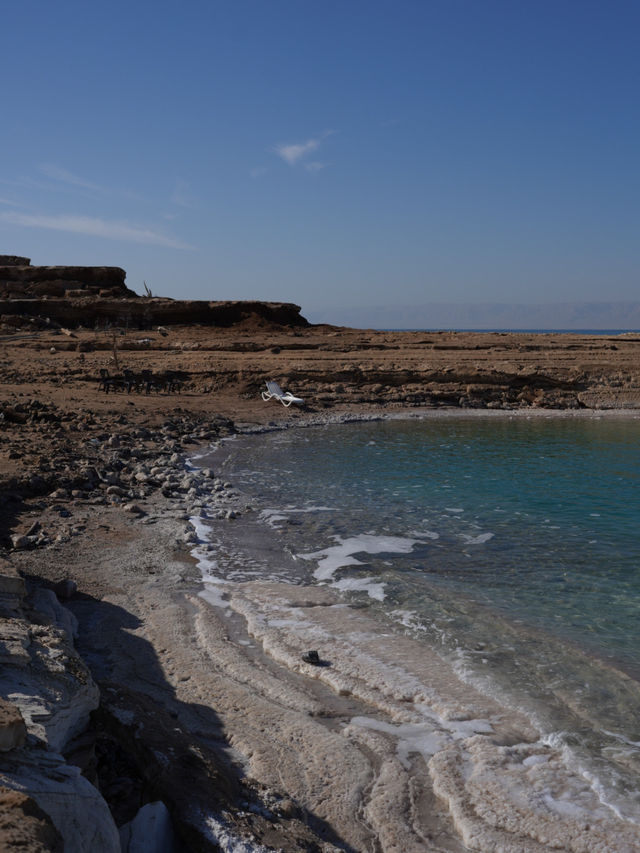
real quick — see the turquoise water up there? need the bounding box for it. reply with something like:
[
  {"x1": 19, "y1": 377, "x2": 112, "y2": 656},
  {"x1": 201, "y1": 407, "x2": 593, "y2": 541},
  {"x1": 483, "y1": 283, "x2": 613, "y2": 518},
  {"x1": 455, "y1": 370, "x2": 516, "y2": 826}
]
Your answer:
[
  {"x1": 225, "y1": 416, "x2": 640, "y2": 673},
  {"x1": 205, "y1": 414, "x2": 640, "y2": 820}
]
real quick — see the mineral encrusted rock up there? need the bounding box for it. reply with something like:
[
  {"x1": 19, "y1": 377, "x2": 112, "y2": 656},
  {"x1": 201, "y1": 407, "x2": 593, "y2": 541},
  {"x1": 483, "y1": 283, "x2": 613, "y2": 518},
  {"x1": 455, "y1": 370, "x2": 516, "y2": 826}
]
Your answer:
[{"x1": 0, "y1": 561, "x2": 120, "y2": 850}]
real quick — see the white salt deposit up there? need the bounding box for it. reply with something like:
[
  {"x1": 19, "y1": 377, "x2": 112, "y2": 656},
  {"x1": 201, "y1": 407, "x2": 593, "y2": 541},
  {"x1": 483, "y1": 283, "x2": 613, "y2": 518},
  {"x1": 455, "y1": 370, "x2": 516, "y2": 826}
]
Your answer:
[
  {"x1": 460, "y1": 531, "x2": 495, "y2": 544},
  {"x1": 187, "y1": 420, "x2": 640, "y2": 851},
  {"x1": 299, "y1": 533, "x2": 423, "y2": 584},
  {"x1": 332, "y1": 576, "x2": 387, "y2": 601}
]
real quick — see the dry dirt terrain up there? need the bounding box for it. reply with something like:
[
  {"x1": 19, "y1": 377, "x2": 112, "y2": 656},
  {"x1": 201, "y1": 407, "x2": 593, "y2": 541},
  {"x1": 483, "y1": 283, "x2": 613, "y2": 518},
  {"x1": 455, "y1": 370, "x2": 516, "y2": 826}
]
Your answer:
[
  {"x1": 2, "y1": 319, "x2": 639, "y2": 483},
  {"x1": 1, "y1": 314, "x2": 639, "y2": 852}
]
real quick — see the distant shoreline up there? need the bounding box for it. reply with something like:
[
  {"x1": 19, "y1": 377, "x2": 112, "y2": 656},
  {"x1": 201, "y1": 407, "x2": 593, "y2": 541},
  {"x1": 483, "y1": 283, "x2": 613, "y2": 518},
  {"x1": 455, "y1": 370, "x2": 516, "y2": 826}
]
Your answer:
[{"x1": 378, "y1": 327, "x2": 640, "y2": 334}]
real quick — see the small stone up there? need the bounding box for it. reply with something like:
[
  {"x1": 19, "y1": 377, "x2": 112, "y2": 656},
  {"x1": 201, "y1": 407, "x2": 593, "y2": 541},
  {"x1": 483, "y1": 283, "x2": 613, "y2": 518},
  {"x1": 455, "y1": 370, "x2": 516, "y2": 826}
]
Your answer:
[
  {"x1": 276, "y1": 798, "x2": 298, "y2": 818},
  {"x1": 106, "y1": 485, "x2": 126, "y2": 496},
  {"x1": 123, "y1": 503, "x2": 145, "y2": 515}
]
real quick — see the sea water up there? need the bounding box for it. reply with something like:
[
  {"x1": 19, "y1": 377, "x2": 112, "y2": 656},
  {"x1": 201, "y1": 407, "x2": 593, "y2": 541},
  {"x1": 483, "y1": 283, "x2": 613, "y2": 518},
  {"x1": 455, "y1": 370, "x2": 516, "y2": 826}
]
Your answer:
[{"x1": 195, "y1": 413, "x2": 640, "y2": 833}]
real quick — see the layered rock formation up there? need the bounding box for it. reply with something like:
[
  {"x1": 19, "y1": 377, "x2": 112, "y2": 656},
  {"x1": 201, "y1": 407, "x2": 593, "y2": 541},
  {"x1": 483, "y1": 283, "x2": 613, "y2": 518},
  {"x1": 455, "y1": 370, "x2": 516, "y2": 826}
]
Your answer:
[
  {"x1": 0, "y1": 258, "x2": 134, "y2": 299},
  {"x1": 0, "y1": 296, "x2": 309, "y2": 330},
  {"x1": 0, "y1": 559, "x2": 121, "y2": 850},
  {"x1": 0, "y1": 255, "x2": 309, "y2": 329}
]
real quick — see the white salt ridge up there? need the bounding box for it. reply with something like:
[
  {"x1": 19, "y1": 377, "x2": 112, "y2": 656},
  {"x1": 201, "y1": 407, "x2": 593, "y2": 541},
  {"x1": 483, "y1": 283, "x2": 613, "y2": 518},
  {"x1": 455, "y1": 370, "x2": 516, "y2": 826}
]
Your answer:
[
  {"x1": 350, "y1": 713, "x2": 494, "y2": 768},
  {"x1": 460, "y1": 531, "x2": 495, "y2": 545},
  {"x1": 189, "y1": 516, "x2": 232, "y2": 610},
  {"x1": 332, "y1": 576, "x2": 386, "y2": 601},
  {"x1": 299, "y1": 533, "x2": 423, "y2": 585},
  {"x1": 231, "y1": 581, "x2": 640, "y2": 847},
  {"x1": 201, "y1": 813, "x2": 271, "y2": 853},
  {"x1": 259, "y1": 505, "x2": 339, "y2": 528},
  {"x1": 603, "y1": 729, "x2": 640, "y2": 749},
  {"x1": 412, "y1": 527, "x2": 440, "y2": 539},
  {"x1": 188, "y1": 427, "x2": 640, "y2": 848},
  {"x1": 259, "y1": 510, "x2": 289, "y2": 527},
  {"x1": 542, "y1": 731, "x2": 640, "y2": 825}
]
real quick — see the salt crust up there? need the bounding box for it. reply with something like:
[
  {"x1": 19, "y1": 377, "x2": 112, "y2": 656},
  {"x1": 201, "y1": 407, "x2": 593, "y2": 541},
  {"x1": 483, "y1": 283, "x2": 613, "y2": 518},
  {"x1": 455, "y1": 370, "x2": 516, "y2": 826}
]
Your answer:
[
  {"x1": 53, "y1": 409, "x2": 639, "y2": 852},
  {"x1": 220, "y1": 577, "x2": 640, "y2": 851}
]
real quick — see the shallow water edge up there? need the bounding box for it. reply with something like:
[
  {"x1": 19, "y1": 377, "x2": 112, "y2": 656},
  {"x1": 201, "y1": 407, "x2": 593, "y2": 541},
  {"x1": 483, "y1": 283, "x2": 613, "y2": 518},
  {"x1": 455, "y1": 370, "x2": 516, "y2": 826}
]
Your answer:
[{"x1": 183, "y1": 407, "x2": 640, "y2": 851}]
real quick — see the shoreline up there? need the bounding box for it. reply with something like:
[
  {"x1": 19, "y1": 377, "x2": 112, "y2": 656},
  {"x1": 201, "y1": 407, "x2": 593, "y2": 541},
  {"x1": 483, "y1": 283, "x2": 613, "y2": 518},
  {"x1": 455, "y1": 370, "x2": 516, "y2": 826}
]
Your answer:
[
  {"x1": 2, "y1": 405, "x2": 640, "y2": 850},
  {"x1": 193, "y1": 413, "x2": 640, "y2": 844},
  {"x1": 191, "y1": 416, "x2": 640, "y2": 850}
]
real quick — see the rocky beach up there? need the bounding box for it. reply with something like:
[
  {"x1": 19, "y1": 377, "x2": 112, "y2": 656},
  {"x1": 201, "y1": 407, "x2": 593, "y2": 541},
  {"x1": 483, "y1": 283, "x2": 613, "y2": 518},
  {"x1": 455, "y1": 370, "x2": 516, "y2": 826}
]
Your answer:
[{"x1": 1, "y1": 268, "x2": 640, "y2": 851}]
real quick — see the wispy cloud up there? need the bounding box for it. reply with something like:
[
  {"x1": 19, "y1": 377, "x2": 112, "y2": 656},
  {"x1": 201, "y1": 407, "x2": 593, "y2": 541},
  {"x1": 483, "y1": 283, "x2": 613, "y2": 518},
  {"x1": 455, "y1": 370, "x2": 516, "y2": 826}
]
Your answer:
[
  {"x1": 273, "y1": 130, "x2": 335, "y2": 168},
  {"x1": 304, "y1": 161, "x2": 327, "y2": 173},
  {"x1": 0, "y1": 210, "x2": 193, "y2": 249},
  {"x1": 171, "y1": 178, "x2": 196, "y2": 208},
  {"x1": 39, "y1": 163, "x2": 106, "y2": 193},
  {"x1": 36, "y1": 163, "x2": 141, "y2": 201},
  {"x1": 274, "y1": 138, "x2": 321, "y2": 166}
]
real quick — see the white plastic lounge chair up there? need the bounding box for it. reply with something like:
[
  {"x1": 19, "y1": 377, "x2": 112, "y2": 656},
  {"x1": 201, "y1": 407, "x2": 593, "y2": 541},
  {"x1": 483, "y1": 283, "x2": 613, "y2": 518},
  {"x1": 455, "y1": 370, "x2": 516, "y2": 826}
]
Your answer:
[{"x1": 261, "y1": 380, "x2": 304, "y2": 407}]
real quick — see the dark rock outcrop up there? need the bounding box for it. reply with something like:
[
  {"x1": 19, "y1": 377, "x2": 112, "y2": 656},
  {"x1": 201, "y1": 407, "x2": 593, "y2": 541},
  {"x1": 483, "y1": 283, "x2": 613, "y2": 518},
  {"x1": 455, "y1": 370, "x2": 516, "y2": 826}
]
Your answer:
[
  {"x1": 0, "y1": 297, "x2": 309, "y2": 329},
  {"x1": 0, "y1": 266, "x2": 133, "y2": 299},
  {"x1": 0, "y1": 256, "x2": 31, "y2": 266}
]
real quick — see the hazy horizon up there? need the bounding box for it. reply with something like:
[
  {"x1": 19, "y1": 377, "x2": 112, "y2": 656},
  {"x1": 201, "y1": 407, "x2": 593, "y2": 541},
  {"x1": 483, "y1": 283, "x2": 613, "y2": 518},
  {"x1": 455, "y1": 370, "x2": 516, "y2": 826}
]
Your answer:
[{"x1": 306, "y1": 301, "x2": 640, "y2": 331}]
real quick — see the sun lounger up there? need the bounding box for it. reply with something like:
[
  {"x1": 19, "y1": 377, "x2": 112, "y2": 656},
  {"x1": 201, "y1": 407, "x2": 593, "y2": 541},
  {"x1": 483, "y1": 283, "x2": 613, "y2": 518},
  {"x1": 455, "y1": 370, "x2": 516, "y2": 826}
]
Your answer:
[{"x1": 261, "y1": 381, "x2": 304, "y2": 407}]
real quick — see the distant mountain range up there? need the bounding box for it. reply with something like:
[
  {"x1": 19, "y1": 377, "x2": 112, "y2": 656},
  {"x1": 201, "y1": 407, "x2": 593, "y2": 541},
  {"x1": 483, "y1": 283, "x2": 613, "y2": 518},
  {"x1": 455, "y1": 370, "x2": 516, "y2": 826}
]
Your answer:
[{"x1": 307, "y1": 302, "x2": 640, "y2": 330}]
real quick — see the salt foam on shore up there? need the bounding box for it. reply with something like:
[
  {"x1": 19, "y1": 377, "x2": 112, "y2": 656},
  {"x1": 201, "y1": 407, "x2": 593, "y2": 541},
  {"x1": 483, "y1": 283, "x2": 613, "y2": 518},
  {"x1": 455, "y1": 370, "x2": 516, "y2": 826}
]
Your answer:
[
  {"x1": 181, "y1": 435, "x2": 640, "y2": 852},
  {"x1": 227, "y1": 580, "x2": 640, "y2": 852}
]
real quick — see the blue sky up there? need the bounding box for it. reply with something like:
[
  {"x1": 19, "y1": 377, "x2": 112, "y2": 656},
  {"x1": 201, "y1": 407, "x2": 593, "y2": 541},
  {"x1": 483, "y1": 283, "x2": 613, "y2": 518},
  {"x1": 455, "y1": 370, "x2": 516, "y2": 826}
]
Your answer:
[{"x1": 2, "y1": 1, "x2": 639, "y2": 325}]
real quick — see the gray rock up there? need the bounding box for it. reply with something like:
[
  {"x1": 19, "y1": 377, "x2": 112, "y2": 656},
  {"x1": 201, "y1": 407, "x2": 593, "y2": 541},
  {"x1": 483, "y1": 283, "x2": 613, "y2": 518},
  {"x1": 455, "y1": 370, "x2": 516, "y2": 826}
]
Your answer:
[
  {"x1": 119, "y1": 800, "x2": 177, "y2": 853},
  {"x1": 0, "y1": 620, "x2": 30, "y2": 667},
  {"x1": 31, "y1": 588, "x2": 78, "y2": 639},
  {"x1": 0, "y1": 751, "x2": 120, "y2": 852},
  {"x1": 123, "y1": 503, "x2": 145, "y2": 515},
  {"x1": 106, "y1": 485, "x2": 126, "y2": 497}
]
